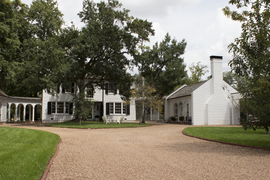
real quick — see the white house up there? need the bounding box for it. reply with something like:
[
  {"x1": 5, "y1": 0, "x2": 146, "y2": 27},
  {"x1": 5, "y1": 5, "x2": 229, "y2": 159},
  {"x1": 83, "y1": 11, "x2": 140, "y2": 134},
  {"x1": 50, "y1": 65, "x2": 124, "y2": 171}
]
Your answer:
[
  {"x1": 164, "y1": 56, "x2": 241, "y2": 125},
  {"x1": 0, "y1": 81, "x2": 136, "y2": 123},
  {"x1": 42, "y1": 81, "x2": 136, "y2": 123}
]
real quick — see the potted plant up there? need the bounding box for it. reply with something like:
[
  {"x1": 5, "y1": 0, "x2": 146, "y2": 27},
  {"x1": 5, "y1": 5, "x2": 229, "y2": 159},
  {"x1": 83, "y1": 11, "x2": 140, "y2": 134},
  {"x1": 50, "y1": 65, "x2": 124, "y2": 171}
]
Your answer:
[
  {"x1": 171, "y1": 116, "x2": 176, "y2": 123},
  {"x1": 179, "y1": 116, "x2": 184, "y2": 123}
]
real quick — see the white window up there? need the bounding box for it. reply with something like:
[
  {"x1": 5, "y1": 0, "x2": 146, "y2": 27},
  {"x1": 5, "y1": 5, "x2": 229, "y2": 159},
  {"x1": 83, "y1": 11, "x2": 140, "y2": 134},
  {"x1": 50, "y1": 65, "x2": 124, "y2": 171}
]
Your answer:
[
  {"x1": 57, "y1": 102, "x2": 64, "y2": 113},
  {"x1": 109, "y1": 103, "x2": 114, "y2": 114},
  {"x1": 52, "y1": 102, "x2": 56, "y2": 113},
  {"x1": 115, "y1": 103, "x2": 121, "y2": 114},
  {"x1": 86, "y1": 84, "x2": 94, "y2": 98},
  {"x1": 49, "y1": 102, "x2": 71, "y2": 114},
  {"x1": 179, "y1": 102, "x2": 183, "y2": 116}
]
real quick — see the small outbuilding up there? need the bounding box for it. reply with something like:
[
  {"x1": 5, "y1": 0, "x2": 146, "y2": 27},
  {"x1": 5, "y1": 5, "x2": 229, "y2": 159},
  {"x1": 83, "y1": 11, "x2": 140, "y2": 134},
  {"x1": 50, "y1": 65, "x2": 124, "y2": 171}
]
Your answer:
[{"x1": 164, "y1": 56, "x2": 240, "y2": 125}]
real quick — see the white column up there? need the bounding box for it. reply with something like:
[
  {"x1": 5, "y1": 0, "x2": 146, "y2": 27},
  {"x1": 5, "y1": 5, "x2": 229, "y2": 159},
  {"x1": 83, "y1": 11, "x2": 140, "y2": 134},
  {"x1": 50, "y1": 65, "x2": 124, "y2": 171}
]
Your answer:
[
  {"x1": 32, "y1": 105, "x2": 35, "y2": 121},
  {"x1": 29, "y1": 106, "x2": 32, "y2": 121},
  {"x1": 15, "y1": 104, "x2": 18, "y2": 122},
  {"x1": 8, "y1": 104, "x2": 11, "y2": 122},
  {"x1": 18, "y1": 105, "x2": 21, "y2": 121},
  {"x1": 23, "y1": 105, "x2": 26, "y2": 121}
]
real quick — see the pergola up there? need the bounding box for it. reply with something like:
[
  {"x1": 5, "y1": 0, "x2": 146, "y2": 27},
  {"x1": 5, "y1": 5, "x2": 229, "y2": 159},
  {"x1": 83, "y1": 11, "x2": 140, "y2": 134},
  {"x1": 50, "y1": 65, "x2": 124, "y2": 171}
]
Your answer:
[{"x1": 0, "y1": 90, "x2": 42, "y2": 122}]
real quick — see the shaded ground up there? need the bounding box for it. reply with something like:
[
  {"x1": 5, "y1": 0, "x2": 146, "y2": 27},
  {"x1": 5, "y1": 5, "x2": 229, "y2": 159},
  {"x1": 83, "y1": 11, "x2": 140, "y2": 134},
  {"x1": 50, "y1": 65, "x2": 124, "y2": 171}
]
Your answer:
[{"x1": 2, "y1": 123, "x2": 270, "y2": 179}]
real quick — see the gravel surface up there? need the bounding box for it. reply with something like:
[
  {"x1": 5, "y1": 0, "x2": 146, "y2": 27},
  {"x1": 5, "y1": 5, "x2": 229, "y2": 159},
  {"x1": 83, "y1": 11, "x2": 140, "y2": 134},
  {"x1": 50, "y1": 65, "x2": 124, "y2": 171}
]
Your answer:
[{"x1": 2, "y1": 123, "x2": 270, "y2": 179}]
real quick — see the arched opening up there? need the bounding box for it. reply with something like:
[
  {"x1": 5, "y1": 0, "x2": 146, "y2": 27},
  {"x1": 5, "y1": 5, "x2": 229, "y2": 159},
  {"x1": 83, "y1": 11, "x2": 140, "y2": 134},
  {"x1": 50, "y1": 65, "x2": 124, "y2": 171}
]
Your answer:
[
  {"x1": 34, "y1": 104, "x2": 42, "y2": 121},
  {"x1": 10, "y1": 104, "x2": 16, "y2": 122},
  {"x1": 25, "y1": 104, "x2": 33, "y2": 121},
  {"x1": 17, "y1": 104, "x2": 24, "y2": 121}
]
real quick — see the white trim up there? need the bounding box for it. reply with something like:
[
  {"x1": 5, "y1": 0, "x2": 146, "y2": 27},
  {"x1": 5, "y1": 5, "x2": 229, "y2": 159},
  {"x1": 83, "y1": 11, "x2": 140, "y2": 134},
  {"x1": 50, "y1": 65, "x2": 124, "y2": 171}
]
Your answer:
[{"x1": 165, "y1": 84, "x2": 187, "y2": 100}]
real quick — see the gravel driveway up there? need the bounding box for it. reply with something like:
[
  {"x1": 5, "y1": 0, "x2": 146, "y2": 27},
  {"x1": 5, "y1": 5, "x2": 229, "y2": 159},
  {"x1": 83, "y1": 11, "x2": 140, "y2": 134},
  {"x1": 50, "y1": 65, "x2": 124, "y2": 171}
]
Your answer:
[{"x1": 3, "y1": 123, "x2": 270, "y2": 179}]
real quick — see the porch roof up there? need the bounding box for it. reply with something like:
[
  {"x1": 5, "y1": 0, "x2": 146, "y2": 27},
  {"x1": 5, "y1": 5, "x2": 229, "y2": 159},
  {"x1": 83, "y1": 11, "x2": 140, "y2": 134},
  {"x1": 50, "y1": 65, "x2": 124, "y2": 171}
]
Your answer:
[{"x1": 167, "y1": 80, "x2": 208, "y2": 100}]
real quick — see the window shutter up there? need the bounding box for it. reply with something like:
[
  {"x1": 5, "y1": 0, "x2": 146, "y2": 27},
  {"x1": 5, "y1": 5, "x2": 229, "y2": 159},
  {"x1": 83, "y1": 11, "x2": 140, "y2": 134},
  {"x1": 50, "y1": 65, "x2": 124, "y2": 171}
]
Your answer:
[
  {"x1": 62, "y1": 86, "x2": 65, "y2": 93},
  {"x1": 126, "y1": 104, "x2": 130, "y2": 115},
  {"x1": 105, "y1": 83, "x2": 109, "y2": 95},
  {"x1": 114, "y1": 87, "x2": 117, "y2": 95},
  {"x1": 69, "y1": 103, "x2": 73, "y2": 115},
  {"x1": 48, "y1": 102, "x2": 51, "y2": 114},
  {"x1": 56, "y1": 84, "x2": 60, "y2": 94},
  {"x1": 71, "y1": 83, "x2": 75, "y2": 93},
  {"x1": 106, "y1": 103, "x2": 109, "y2": 115}
]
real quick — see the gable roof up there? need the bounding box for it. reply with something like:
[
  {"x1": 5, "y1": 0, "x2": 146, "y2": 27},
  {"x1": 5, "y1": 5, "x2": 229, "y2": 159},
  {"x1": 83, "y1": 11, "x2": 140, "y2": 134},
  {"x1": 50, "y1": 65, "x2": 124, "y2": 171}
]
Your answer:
[{"x1": 167, "y1": 80, "x2": 208, "y2": 100}]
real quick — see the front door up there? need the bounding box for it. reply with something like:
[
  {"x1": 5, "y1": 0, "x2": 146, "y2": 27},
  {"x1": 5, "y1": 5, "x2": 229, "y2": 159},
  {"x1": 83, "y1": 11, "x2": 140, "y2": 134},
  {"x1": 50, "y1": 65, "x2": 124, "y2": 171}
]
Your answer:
[{"x1": 94, "y1": 102, "x2": 101, "y2": 121}]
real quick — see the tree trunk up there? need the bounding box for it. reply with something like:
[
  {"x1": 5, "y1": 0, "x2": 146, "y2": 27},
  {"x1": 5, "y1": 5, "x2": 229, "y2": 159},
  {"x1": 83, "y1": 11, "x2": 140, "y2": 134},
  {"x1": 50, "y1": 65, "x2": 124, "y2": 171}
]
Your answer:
[{"x1": 141, "y1": 108, "x2": 146, "y2": 124}]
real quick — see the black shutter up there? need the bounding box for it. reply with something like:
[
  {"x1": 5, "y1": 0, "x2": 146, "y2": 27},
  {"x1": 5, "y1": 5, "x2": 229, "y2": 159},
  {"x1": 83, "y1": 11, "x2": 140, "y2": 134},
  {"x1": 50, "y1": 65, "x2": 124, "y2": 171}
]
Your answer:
[
  {"x1": 62, "y1": 86, "x2": 65, "y2": 93},
  {"x1": 71, "y1": 83, "x2": 74, "y2": 93},
  {"x1": 114, "y1": 87, "x2": 117, "y2": 95},
  {"x1": 56, "y1": 84, "x2": 60, "y2": 93},
  {"x1": 48, "y1": 102, "x2": 51, "y2": 114},
  {"x1": 69, "y1": 103, "x2": 73, "y2": 115},
  {"x1": 106, "y1": 103, "x2": 109, "y2": 115},
  {"x1": 126, "y1": 104, "x2": 130, "y2": 115},
  {"x1": 105, "y1": 83, "x2": 109, "y2": 95}
]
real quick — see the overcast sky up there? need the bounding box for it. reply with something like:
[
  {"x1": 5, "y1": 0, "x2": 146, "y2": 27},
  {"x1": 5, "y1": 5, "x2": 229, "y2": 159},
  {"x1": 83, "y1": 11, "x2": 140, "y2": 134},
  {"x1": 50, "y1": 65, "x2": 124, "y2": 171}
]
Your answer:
[{"x1": 22, "y1": 0, "x2": 242, "y2": 79}]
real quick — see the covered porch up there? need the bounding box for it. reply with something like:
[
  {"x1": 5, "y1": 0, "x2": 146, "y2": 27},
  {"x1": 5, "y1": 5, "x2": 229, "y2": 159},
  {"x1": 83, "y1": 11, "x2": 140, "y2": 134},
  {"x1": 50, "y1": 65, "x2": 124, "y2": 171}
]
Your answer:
[{"x1": 0, "y1": 91, "x2": 42, "y2": 123}]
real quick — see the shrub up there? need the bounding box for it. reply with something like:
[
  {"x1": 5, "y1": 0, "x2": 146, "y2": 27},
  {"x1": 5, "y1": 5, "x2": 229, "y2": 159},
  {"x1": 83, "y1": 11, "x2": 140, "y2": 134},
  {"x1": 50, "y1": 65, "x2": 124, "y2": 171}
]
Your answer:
[{"x1": 179, "y1": 116, "x2": 184, "y2": 121}]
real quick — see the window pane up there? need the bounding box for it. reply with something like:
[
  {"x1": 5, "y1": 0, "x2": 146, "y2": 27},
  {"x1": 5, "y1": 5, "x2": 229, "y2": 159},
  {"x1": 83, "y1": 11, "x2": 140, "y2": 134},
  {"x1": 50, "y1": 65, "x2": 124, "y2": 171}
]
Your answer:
[
  {"x1": 52, "y1": 102, "x2": 56, "y2": 113},
  {"x1": 65, "y1": 102, "x2": 69, "y2": 114},
  {"x1": 115, "y1": 103, "x2": 121, "y2": 114},
  {"x1": 109, "y1": 103, "x2": 113, "y2": 114},
  {"x1": 57, "y1": 102, "x2": 64, "y2": 113}
]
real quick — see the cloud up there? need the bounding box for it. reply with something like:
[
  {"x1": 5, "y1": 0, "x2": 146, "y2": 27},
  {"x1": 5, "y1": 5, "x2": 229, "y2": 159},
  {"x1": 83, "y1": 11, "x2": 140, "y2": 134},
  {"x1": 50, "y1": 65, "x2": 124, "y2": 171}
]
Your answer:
[{"x1": 120, "y1": 0, "x2": 201, "y2": 18}]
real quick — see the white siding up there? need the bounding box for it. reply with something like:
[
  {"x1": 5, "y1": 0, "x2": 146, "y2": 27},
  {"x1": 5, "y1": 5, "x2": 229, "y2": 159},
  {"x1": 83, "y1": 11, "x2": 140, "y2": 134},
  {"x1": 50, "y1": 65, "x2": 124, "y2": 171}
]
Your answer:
[
  {"x1": 0, "y1": 97, "x2": 7, "y2": 122},
  {"x1": 192, "y1": 80, "x2": 211, "y2": 125}
]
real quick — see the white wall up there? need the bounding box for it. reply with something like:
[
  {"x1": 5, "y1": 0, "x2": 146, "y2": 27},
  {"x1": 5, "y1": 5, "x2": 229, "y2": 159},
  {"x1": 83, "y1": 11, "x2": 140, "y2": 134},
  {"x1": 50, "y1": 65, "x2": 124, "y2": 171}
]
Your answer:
[
  {"x1": 192, "y1": 80, "x2": 211, "y2": 125},
  {"x1": 0, "y1": 97, "x2": 7, "y2": 122},
  {"x1": 166, "y1": 96, "x2": 192, "y2": 121}
]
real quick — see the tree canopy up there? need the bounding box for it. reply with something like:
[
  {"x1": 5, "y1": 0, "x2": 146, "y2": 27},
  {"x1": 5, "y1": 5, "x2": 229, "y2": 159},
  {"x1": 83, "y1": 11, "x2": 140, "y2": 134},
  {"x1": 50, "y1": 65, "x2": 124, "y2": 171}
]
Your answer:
[
  {"x1": 134, "y1": 33, "x2": 187, "y2": 97},
  {"x1": 223, "y1": 0, "x2": 270, "y2": 134}
]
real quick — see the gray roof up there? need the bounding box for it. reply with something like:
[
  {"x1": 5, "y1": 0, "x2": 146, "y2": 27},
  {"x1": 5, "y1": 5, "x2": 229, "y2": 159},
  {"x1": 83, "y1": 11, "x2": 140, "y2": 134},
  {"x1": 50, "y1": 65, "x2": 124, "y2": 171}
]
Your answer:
[{"x1": 168, "y1": 80, "x2": 208, "y2": 100}]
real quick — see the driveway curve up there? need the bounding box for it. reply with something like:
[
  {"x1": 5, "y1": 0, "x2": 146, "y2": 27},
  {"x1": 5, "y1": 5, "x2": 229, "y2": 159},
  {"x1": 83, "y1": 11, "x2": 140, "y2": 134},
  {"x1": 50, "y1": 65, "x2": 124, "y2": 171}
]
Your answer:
[{"x1": 2, "y1": 123, "x2": 270, "y2": 179}]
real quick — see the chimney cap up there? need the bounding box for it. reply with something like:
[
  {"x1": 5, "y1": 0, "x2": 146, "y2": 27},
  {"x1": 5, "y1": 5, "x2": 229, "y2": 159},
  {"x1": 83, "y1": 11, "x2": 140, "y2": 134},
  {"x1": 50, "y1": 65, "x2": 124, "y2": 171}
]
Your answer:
[{"x1": 210, "y1": 55, "x2": 223, "y2": 59}]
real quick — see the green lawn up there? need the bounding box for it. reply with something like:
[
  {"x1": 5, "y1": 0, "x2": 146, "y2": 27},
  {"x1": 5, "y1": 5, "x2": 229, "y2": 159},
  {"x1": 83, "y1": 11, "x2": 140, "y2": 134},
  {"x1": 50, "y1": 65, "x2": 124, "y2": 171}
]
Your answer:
[
  {"x1": 45, "y1": 121, "x2": 151, "y2": 128},
  {"x1": 0, "y1": 127, "x2": 60, "y2": 180},
  {"x1": 184, "y1": 127, "x2": 270, "y2": 149}
]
